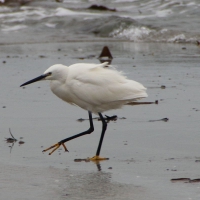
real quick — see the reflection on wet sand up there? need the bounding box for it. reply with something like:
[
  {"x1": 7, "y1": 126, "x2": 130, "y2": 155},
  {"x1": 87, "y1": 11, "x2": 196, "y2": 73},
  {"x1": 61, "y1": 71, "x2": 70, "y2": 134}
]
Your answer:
[
  {"x1": 60, "y1": 170, "x2": 138, "y2": 199},
  {"x1": 74, "y1": 158, "x2": 109, "y2": 171}
]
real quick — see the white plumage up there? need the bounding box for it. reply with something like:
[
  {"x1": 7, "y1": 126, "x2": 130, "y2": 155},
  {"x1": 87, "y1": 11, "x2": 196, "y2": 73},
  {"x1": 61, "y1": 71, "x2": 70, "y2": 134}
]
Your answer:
[
  {"x1": 44, "y1": 62, "x2": 147, "y2": 114},
  {"x1": 20, "y1": 62, "x2": 148, "y2": 159}
]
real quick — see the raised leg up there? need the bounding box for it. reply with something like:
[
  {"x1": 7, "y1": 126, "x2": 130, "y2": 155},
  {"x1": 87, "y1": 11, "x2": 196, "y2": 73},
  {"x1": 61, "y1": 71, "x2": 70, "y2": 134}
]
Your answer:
[
  {"x1": 43, "y1": 111, "x2": 94, "y2": 155},
  {"x1": 90, "y1": 112, "x2": 109, "y2": 161}
]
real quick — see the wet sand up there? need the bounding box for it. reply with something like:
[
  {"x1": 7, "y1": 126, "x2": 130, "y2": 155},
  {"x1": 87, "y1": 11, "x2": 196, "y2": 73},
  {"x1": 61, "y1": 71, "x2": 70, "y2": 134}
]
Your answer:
[{"x1": 0, "y1": 42, "x2": 200, "y2": 199}]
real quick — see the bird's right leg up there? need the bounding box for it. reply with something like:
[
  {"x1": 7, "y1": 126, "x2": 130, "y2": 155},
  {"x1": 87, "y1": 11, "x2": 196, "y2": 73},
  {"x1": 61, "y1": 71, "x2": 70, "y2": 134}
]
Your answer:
[
  {"x1": 90, "y1": 112, "x2": 109, "y2": 161},
  {"x1": 43, "y1": 111, "x2": 94, "y2": 155}
]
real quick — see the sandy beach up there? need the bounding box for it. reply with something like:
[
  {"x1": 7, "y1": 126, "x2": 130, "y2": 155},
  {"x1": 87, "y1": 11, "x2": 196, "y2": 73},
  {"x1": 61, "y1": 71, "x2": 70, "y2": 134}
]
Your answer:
[{"x1": 0, "y1": 41, "x2": 200, "y2": 199}]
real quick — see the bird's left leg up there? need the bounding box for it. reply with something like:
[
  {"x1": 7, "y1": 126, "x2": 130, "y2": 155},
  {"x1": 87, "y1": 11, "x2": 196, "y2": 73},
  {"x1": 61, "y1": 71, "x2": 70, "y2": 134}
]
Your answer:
[
  {"x1": 43, "y1": 111, "x2": 94, "y2": 155},
  {"x1": 90, "y1": 112, "x2": 109, "y2": 161}
]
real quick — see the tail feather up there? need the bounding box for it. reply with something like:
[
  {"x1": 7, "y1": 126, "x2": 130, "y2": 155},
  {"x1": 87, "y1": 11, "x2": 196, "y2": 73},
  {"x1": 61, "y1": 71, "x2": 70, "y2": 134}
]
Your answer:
[{"x1": 126, "y1": 100, "x2": 158, "y2": 105}]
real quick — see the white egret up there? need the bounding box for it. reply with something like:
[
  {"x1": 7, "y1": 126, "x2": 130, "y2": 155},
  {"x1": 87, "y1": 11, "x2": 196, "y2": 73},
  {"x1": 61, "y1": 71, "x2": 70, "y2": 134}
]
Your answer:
[{"x1": 20, "y1": 62, "x2": 148, "y2": 160}]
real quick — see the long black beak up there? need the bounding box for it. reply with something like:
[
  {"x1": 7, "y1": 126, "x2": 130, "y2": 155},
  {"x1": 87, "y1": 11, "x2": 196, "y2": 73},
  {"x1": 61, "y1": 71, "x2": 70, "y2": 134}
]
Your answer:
[{"x1": 20, "y1": 74, "x2": 47, "y2": 87}]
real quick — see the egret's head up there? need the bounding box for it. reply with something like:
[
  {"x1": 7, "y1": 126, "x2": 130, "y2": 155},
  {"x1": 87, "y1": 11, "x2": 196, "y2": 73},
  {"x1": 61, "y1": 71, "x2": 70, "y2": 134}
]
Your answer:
[{"x1": 20, "y1": 64, "x2": 67, "y2": 87}]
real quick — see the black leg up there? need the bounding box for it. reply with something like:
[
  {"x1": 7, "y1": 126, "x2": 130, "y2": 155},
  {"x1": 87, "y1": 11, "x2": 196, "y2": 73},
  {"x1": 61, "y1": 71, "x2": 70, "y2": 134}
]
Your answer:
[
  {"x1": 43, "y1": 111, "x2": 94, "y2": 154},
  {"x1": 60, "y1": 111, "x2": 94, "y2": 143},
  {"x1": 96, "y1": 112, "x2": 107, "y2": 156}
]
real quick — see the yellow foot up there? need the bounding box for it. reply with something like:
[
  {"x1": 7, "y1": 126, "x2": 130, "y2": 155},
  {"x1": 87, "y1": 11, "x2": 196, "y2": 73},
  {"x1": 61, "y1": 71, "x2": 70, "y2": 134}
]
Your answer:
[
  {"x1": 89, "y1": 156, "x2": 109, "y2": 161},
  {"x1": 42, "y1": 142, "x2": 68, "y2": 155}
]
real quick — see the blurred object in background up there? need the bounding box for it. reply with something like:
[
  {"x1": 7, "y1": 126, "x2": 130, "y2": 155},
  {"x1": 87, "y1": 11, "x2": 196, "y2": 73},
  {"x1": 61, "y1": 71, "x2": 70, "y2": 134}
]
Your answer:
[
  {"x1": 99, "y1": 46, "x2": 113, "y2": 65},
  {"x1": 0, "y1": 0, "x2": 32, "y2": 6}
]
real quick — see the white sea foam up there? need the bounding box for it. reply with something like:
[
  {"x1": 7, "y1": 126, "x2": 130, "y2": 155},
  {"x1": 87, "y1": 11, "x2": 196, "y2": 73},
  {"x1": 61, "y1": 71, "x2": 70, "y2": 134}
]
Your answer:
[
  {"x1": 54, "y1": 7, "x2": 102, "y2": 17},
  {"x1": 0, "y1": 0, "x2": 199, "y2": 43},
  {"x1": 2, "y1": 25, "x2": 27, "y2": 32},
  {"x1": 45, "y1": 23, "x2": 56, "y2": 28},
  {"x1": 0, "y1": 6, "x2": 49, "y2": 24},
  {"x1": 156, "y1": 9, "x2": 172, "y2": 17},
  {"x1": 55, "y1": 7, "x2": 77, "y2": 16},
  {"x1": 110, "y1": 26, "x2": 152, "y2": 41},
  {"x1": 167, "y1": 34, "x2": 197, "y2": 43}
]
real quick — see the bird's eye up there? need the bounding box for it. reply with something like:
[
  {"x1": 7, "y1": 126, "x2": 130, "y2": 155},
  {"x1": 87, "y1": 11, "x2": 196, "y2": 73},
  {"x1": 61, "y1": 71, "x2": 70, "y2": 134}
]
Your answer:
[{"x1": 48, "y1": 72, "x2": 52, "y2": 76}]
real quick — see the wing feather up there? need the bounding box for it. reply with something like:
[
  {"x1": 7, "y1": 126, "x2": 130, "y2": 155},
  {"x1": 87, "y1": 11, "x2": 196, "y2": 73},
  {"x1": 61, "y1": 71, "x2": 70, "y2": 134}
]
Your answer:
[{"x1": 67, "y1": 64, "x2": 147, "y2": 112}]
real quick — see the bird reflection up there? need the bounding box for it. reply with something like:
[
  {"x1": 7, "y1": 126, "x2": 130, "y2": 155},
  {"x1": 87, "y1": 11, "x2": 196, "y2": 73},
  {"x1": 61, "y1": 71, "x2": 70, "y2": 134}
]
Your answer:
[
  {"x1": 62, "y1": 170, "x2": 117, "y2": 199},
  {"x1": 96, "y1": 162, "x2": 102, "y2": 171},
  {"x1": 74, "y1": 158, "x2": 108, "y2": 171}
]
